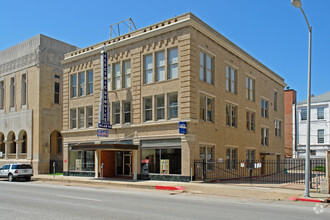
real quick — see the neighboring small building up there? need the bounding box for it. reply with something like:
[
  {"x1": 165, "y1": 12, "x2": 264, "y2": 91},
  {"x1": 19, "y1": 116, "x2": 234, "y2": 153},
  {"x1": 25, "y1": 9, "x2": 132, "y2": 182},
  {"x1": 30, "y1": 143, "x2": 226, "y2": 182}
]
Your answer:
[
  {"x1": 62, "y1": 13, "x2": 286, "y2": 181},
  {"x1": 0, "y1": 35, "x2": 77, "y2": 174},
  {"x1": 284, "y1": 89, "x2": 297, "y2": 157},
  {"x1": 293, "y1": 91, "x2": 330, "y2": 158}
]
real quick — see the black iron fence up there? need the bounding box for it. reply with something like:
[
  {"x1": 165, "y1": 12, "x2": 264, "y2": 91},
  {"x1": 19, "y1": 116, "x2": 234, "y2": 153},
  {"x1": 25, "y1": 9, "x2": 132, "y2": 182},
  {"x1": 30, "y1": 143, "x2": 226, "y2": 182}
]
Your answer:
[{"x1": 194, "y1": 159, "x2": 326, "y2": 187}]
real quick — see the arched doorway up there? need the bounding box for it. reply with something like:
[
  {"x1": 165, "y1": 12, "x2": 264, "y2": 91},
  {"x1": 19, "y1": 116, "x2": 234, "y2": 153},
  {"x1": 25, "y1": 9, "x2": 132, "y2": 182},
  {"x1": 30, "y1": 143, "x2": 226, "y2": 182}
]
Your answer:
[
  {"x1": 0, "y1": 133, "x2": 5, "y2": 157},
  {"x1": 7, "y1": 131, "x2": 16, "y2": 154},
  {"x1": 18, "y1": 130, "x2": 27, "y2": 154},
  {"x1": 49, "y1": 131, "x2": 63, "y2": 173}
]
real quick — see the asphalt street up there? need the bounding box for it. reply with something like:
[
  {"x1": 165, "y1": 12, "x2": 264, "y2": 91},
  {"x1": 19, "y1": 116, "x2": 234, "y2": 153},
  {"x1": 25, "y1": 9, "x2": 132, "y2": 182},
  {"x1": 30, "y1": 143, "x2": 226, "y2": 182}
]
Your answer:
[{"x1": 0, "y1": 180, "x2": 329, "y2": 220}]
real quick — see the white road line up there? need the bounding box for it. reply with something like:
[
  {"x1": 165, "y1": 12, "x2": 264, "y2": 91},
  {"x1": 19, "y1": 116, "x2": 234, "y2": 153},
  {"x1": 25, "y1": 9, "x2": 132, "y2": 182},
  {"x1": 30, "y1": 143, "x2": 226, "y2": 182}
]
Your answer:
[{"x1": 57, "y1": 194, "x2": 101, "y2": 202}]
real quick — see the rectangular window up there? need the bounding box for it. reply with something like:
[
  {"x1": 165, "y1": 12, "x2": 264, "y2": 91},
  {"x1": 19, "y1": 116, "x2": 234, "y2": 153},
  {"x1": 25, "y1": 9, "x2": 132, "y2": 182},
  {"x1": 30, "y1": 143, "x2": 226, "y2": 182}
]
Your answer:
[
  {"x1": 317, "y1": 108, "x2": 324, "y2": 120},
  {"x1": 155, "y1": 95, "x2": 165, "y2": 120},
  {"x1": 112, "y1": 102, "x2": 120, "y2": 125},
  {"x1": 168, "y1": 93, "x2": 178, "y2": 119},
  {"x1": 107, "y1": 64, "x2": 112, "y2": 91},
  {"x1": 144, "y1": 96, "x2": 152, "y2": 122},
  {"x1": 144, "y1": 54, "x2": 153, "y2": 84},
  {"x1": 199, "y1": 52, "x2": 213, "y2": 84},
  {"x1": 246, "y1": 77, "x2": 255, "y2": 101},
  {"x1": 78, "y1": 72, "x2": 85, "y2": 96},
  {"x1": 226, "y1": 148, "x2": 237, "y2": 170},
  {"x1": 113, "y1": 63, "x2": 121, "y2": 90},
  {"x1": 86, "y1": 106, "x2": 93, "y2": 128},
  {"x1": 274, "y1": 91, "x2": 278, "y2": 111},
  {"x1": 21, "y1": 74, "x2": 27, "y2": 106},
  {"x1": 86, "y1": 70, "x2": 93, "y2": 95},
  {"x1": 261, "y1": 128, "x2": 269, "y2": 146},
  {"x1": 246, "y1": 111, "x2": 255, "y2": 131},
  {"x1": 10, "y1": 77, "x2": 15, "y2": 108},
  {"x1": 155, "y1": 51, "x2": 165, "y2": 81},
  {"x1": 226, "y1": 66, "x2": 237, "y2": 94},
  {"x1": 0, "y1": 81, "x2": 4, "y2": 110},
  {"x1": 70, "y1": 109, "x2": 77, "y2": 129},
  {"x1": 261, "y1": 99, "x2": 268, "y2": 118},
  {"x1": 78, "y1": 107, "x2": 85, "y2": 128},
  {"x1": 123, "y1": 101, "x2": 131, "y2": 124},
  {"x1": 318, "y1": 129, "x2": 324, "y2": 144},
  {"x1": 69, "y1": 150, "x2": 95, "y2": 172},
  {"x1": 70, "y1": 74, "x2": 77, "y2": 98},
  {"x1": 226, "y1": 104, "x2": 237, "y2": 127},
  {"x1": 246, "y1": 149, "x2": 255, "y2": 168},
  {"x1": 275, "y1": 120, "x2": 281, "y2": 137},
  {"x1": 301, "y1": 108, "x2": 307, "y2": 120},
  {"x1": 200, "y1": 95, "x2": 214, "y2": 122},
  {"x1": 54, "y1": 82, "x2": 60, "y2": 104},
  {"x1": 168, "y1": 47, "x2": 178, "y2": 79},
  {"x1": 123, "y1": 60, "x2": 131, "y2": 88},
  {"x1": 200, "y1": 146, "x2": 214, "y2": 171}
]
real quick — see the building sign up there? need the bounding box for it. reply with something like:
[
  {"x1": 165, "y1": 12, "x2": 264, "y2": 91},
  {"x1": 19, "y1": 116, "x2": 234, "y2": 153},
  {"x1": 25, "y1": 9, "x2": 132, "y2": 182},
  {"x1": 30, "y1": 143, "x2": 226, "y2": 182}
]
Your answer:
[
  {"x1": 179, "y1": 121, "x2": 187, "y2": 134},
  {"x1": 141, "y1": 159, "x2": 149, "y2": 164},
  {"x1": 160, "y1": 159, "x2": 169, "y2": 174},
  {"x1": 97, "y1": 129, "x2": 109, "y2": 137},
  {"x1": 98, "y1": 48, "x2": 112, "y2": 130}
]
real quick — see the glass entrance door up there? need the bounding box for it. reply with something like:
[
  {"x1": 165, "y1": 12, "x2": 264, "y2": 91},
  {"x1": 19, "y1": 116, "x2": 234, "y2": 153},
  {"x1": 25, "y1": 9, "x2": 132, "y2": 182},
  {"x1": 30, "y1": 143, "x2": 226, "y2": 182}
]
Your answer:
[{"x1": 116, "y1": 151, "x2": 132, "y2": 176}]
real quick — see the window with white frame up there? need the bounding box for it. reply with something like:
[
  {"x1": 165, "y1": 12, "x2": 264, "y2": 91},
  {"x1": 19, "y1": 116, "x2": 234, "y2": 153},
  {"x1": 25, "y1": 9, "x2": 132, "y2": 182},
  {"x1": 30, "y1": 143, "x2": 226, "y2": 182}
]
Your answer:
[
  {"x1": 261, "y1": 99, "x2": 268, "y2": 118},
  {"x1": 123, "y1": 60, "x2": 131, "y2": 88},
  {"x1": 317, "y1": 108, "x2": 324, "y2": 120},
  {"x1": 113, "y1": 63, "x2": 121, "y2": 90},
  {"x1": 226, "y1": 66, "x2": 237, "y2": 94},
  {"x1": 226, "y1": 104, "x2": 237, "y2": 127},
  {"x1": 200, "y1": 52, "x2": 214, "y2": 84},
  {"x1": 70, "y1": 108, "x2": 77, "y2": 129},
  {"x1": 0, "y1": 80, "x2": 4, "y2": 110},
  {"x1": 168, "y1": 93, "x2": 178, "y2": 119},
  {"x1": 246, "y1": 111, "x2": 255, "y2": 131},
  {"x1": 226, "y1": 148, "x2": 237, "y2": 170},
  {"x1": 86, "y1": 70, "x2": 93, "y2": 95},
  {"x1": 275, "y1": 120, "x2": 281, "y2": 137},
  {"x1": 317, "y1": 129, "x2": 324, "y2": 144},
  {"x1": 123, "y1": 101, "x2": 131, "y2": 124},
  {"x1": 86, "y1": 106, "x2": 93, "y2": 128},
  {"x1": 156, "y1": 51, "x2": 165, "y2": 82},
  {"x1": 273, "y1": 91, "x2": 278, "y2": 111},
  {"x1": 70, "y1": 74, "x2": 77, "y2": 98},
  {"x1": 9, "y1": 77, "x2": 15, "y2": 108},
  {"x1": 78, "y1": 107, "x2": 85, "y2": 128},
  {"x1": 156, "y1": 95, "x2": 165, "y2": 120},
  {"x1": 112, "y1": 102, "x2": 120, "y2": 125},
  {"x1": 144, "y1": 54, "x2": 153, "y2": 84},
  {"x1": 144, "y1": 96, "x2": 152, "y2": 122},
  {"x1": 246, "y1": 77, "x2": 255, "y2": 101},
  {"x1": 261, "y1": 128, "x2": 269, "y2": 146},
  {"x1": 200, "y1": 146, "x2": 214, "y2": 171},
  {"x1": 200, "y1": 94, "x2": 214, "y2": 122},
  {"x1": 78, "y1": 72, "x2": 85, "y2": 96},
  {"x1": 168, "y1": 47, "x2": 178, "y2": 79},
  {"x1": 301, "y1": 108, "x2": 307, "y2": 120},
  {"x1": 21, "y1": 73, "x2": 27, "y2": 106}
]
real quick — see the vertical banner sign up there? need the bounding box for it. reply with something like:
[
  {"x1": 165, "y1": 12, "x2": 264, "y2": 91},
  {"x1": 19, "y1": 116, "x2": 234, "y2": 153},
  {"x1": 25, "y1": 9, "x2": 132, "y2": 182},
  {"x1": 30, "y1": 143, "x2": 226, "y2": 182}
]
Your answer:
[{"x1": 98, "y1": 48, "x2": 112, "y2": 129}]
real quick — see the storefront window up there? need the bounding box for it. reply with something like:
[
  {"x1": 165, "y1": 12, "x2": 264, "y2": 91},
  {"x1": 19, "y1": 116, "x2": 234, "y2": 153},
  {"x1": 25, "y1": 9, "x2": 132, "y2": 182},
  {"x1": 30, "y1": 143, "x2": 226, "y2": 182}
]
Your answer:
[
  {"x1": 141, "y1": 148, "x2": 181, "y2": 175},
  {"x1": 69, "y1": 150, "x2": 95, "y2": 172}
]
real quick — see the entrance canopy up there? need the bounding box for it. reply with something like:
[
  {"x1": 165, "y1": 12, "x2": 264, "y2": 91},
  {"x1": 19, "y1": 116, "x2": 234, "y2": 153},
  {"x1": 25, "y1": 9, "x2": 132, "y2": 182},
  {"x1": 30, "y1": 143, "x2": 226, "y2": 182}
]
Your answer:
[{"x1": 69, "y1": 143, "x2": 138, "y2": 151}]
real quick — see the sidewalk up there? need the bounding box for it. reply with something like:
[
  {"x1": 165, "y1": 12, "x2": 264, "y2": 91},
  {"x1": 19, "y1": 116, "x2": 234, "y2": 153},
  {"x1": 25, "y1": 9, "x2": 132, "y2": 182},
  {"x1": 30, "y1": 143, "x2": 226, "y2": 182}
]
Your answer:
[{"x1": 33, "y1": 175, "x2": 330, "y2": 203}]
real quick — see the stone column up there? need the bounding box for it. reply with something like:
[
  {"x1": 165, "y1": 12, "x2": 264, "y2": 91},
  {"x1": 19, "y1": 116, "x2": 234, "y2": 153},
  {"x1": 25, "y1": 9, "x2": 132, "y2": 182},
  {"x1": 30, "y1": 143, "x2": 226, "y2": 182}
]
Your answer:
[
  {"x1": 133, "y1": 138, "x2": 140, "y2": 179},
  {"x1": 15, "y1": 139, "x2": 24, "y2": 159},
  {"x1": 63, "y1": 143, "x2": 69, "y2": 174},
  {"x1": 95, "y1": 150, "x2": 99, "y2": 178},
  {"x1": 4, "y1": 140, "x2": 11, "y2": 159}
]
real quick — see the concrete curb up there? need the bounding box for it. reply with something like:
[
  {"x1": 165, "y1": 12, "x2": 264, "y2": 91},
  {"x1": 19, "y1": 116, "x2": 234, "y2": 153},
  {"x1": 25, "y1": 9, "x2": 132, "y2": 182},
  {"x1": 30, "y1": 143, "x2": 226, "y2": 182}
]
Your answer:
[{"x1": 289, "y1": 197, "x2": 330, "y2": 203}]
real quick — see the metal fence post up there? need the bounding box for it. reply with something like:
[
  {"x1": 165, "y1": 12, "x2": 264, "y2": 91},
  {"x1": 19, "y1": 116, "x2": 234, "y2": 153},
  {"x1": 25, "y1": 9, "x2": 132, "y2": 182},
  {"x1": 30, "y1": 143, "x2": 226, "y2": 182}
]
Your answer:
[
  {"x1": 249, "y1": 168, "x2": 253, "y2": 185},
  {"x1": 53, "y1": 162, "x2": 56, "y2": 178},
  {"x1": 202, "y1": 159, "x2": 206, "y2": 181}
]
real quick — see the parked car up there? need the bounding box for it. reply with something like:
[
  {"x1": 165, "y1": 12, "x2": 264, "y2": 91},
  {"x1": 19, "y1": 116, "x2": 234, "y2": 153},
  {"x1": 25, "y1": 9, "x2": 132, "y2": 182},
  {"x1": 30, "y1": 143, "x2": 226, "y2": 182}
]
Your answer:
[{"x1": 0, "y1": 163, "x2": 33, "y2": 182}]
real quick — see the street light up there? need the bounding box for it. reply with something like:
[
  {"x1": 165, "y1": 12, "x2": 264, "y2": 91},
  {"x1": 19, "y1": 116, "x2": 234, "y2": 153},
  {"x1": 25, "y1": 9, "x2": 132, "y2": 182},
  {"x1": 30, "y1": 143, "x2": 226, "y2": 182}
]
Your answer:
[{"x1": 291, "y1": 0, "x2": 312, "y2": 198}]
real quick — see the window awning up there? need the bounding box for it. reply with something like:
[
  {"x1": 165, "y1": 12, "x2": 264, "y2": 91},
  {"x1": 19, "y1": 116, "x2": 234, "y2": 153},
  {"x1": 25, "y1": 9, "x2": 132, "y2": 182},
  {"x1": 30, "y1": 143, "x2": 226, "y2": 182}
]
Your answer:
[{"x1": 69, "y1": 143, "x2": 139, "y2": 151}]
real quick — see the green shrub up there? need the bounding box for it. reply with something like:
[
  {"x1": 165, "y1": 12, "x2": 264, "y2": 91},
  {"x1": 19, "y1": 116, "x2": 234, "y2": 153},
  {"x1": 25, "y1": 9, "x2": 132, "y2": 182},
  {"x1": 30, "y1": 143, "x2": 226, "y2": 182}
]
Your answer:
[{"x1": 312, "y1": 166, "x2": 325, "y2": 173}]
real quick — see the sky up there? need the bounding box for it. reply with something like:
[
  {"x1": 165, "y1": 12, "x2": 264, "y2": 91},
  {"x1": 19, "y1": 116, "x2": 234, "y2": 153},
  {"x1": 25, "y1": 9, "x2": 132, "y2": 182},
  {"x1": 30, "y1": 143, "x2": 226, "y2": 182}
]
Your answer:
[{"x1": 1, "y1": 0, "x2": 329, "y2": 102}]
